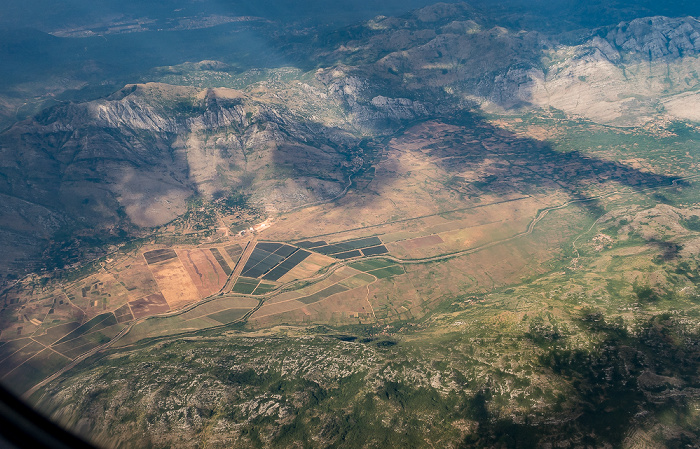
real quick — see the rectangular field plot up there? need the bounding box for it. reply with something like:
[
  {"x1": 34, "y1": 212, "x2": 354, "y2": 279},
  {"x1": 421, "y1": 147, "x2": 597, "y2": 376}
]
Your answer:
[
  {"x1": 333, "y1": 250, "x2": 362, "y2": 259},
  {"x1": 276, "y1": 253, "x2": 336, "y2": 283},
  {"x1": 179, "y1": 249, "x2": 228, "y2": 297},
  {"x1": 225, "y1": 244, "x2": 244, "y2": 261},
  {"x1": 65, "y1": 274, "x2": 131, "y2": 313},
  {"x1": 275, "y1": 245, "x2": 298, "y2": 258},
  {"x1": 339, "y1": 273, "x2": 376, "y2": 289},
  {"x1": 240, "y1": 248, "x2": 276, "y2": 277},
  {"x1": 129, "y1": 293, "x2": 170, "y2": 319},
  {"x1": 349, "y1": 259, "x2": 405, "y2": 279},
  {"x1": 112, "y1": 315, "x2": 180, "y2": 346},
  {"x1": 250, "y1": 283, "x2": 375, "y2": 328},
  {"x1": 53, "y1": 323, "x2": 125, "y2": 359},
  {"x1": 207, "y1": 308, "x2": 249, "y2": 324},
  {"x1": 252, "y1": 283, "x2": 277, "y2": 295},
  {"x1": 312, "y1": 237, "x2": 383, "y2": 256},
  {"x1": 262, "y1": 250, "x2": 311, "y2": 281},
  {"x1": 304, "y1": 286, "x2": 375, "y2": 322},
  {"x1": 232, "y1": 277, "x2": 260, "y2": 294},
  {"x1": 32, "y1": 322, "x2": 81, "y2": 346},
  {"x1": 55, "y1": 313, "x2": 118, "y2": 344},
  {"x1": 209, "y1": 248, "x2": 232, "y2": 275},
  {"x1": 296, "y1": 240, "x2": 327, "y2": 249},
  {"x1": 143, "y1": 249, "x2": 178, "y2": 265},
  {"x1": 349, "y1": 259, "x2": 396, "y2": 272},
  {"x1": 148, "y1": 256, "x2": 201, "y2": 309},
  {"x1": 249, "y1": 299, "x2": 309, "y2": 322},
  {"x1": 0, "y1": 339, "x2": 44, "y2": 377},
  {"x1": 399, "y1": 234, "x2": 444, "y2": 250},
  {"x1": 361, "y1": 245, "x2": 389, "y2": 256},
  {"x1": 241, "y1": 243, "x2": 305, "y2": 278},
  {"x1": 113, "y1": 315, "x2": 222, "y2": 347},
  {"x1": 179, "y1": 297, "x2": 258, "y2": 321},
  {"x1": 256, "y1": 242, "x2": 283, "y2": 253},
  {"x1": 368, "y1": 265, "x2": 405, "y2": 279},
  {"x1": 0, "y1": 339, "x2": 33, "y2": 362},
  {"x1": 112, "y1": 256, "x2": 159, "y2": 297},
  {"x1": 263, "y1": 266, "x2": 359, "y2": 307},
  {"x1": 114, "y1": 303, "x2": 134, "y2": 323},
  {"x1": 2, "y1": 348, "x2": 70, "y2": 395},
  {"x1": 297, "y1": 284, "x2": 350, "y2": 305}
]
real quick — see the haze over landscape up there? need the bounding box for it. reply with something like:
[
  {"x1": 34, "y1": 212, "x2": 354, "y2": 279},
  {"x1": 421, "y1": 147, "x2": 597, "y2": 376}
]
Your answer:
[{"x1": 2, "y1": 1, "x2": 700, "y2": 447}]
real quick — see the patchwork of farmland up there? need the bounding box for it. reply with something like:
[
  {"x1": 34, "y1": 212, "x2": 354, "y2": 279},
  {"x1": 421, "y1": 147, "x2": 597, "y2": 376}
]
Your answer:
[
  {"x1": 4, "y1": 112, "x2": 700, "y2": 408},
  {"x1": 128, "y1": 293, "x2": 170, "y2": 319},
  {"x1": 298, "y1": 236, "x2": 389, "y2": 259},
  {"x1": 147, "y1": 254, "x2": 201, "y2": 309},
  {"x1": 240, "y1": 243, "x2": 304, "y2": 278},
  {"x1": 178, "y1": 249, "x2": 228, "y2": 297}
]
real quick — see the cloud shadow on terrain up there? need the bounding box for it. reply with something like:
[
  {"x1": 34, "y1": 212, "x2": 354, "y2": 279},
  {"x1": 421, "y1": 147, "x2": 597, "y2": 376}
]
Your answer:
[
  {"x1": 459, "y1": 312, "x2": 700, "y2": 448},
  {"x1": 363, "y1": 109, "x2": 684, "y2": 213}
]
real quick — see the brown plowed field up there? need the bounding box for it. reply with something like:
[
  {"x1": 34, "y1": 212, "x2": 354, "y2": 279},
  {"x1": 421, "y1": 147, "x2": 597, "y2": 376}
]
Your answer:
[
  {"x1": 147, "y1": 257, "x2": 201, "y2": 310},
  {"x1": 128, "y1": 293, "x2": 170, "y2": 319},
  {"x1": 178, "y1": 249, "x2": 228, "y2": 297}
]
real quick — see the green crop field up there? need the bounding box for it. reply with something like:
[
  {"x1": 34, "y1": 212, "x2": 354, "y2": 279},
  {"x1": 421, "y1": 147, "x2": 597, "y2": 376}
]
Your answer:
[
  {"x1": 232, "y1": 278, "x2": 260, "y2": 294},
  {"x1": 368, "y1": 265, "x2": 405, "y2": 279},
  {"x1": 252, "y1": 283, "x2": 277, "y2": 295},
  {"x1": 207, "y1": 308, "x2": 249, "y2": 324}
]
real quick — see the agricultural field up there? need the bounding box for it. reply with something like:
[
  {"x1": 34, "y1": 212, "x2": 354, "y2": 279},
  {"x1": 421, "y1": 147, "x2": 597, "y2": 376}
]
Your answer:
[
  {"x1": 146, "y1": 253, "x2": 202, "y2": 309},
  {"x1": 177, "y1": 248, "x2": 229, "y2": 297},
  {"x1": 1, "y1": 108, "x2": 700, "y2": 449},
  {"x1": 1, "y1": 1, "x2": 700, "y2": 445}
]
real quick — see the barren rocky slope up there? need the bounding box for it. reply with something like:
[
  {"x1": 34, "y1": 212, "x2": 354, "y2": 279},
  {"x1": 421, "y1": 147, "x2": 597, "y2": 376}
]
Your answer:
[{"x1": 0, "y1": 76, "x2": 431, "y2": 275}]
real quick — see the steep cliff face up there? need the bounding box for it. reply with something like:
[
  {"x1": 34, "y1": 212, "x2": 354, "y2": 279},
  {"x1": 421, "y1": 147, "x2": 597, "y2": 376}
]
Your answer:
[
  {"x1": 607, "y1": 16, "x2": 700, "y2": 61},
  {"x1": 519, "y1": 17, "x2": 700, "y2": 125}
]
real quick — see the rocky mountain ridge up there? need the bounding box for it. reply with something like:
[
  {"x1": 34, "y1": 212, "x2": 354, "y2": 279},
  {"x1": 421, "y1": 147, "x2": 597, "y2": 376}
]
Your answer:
[
  {"x1": 0, "y1": 77, "x2": 433, "y2": 276},
  {"x1": 1, "y1": 5, "x2": 699, "y2": 277}
]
